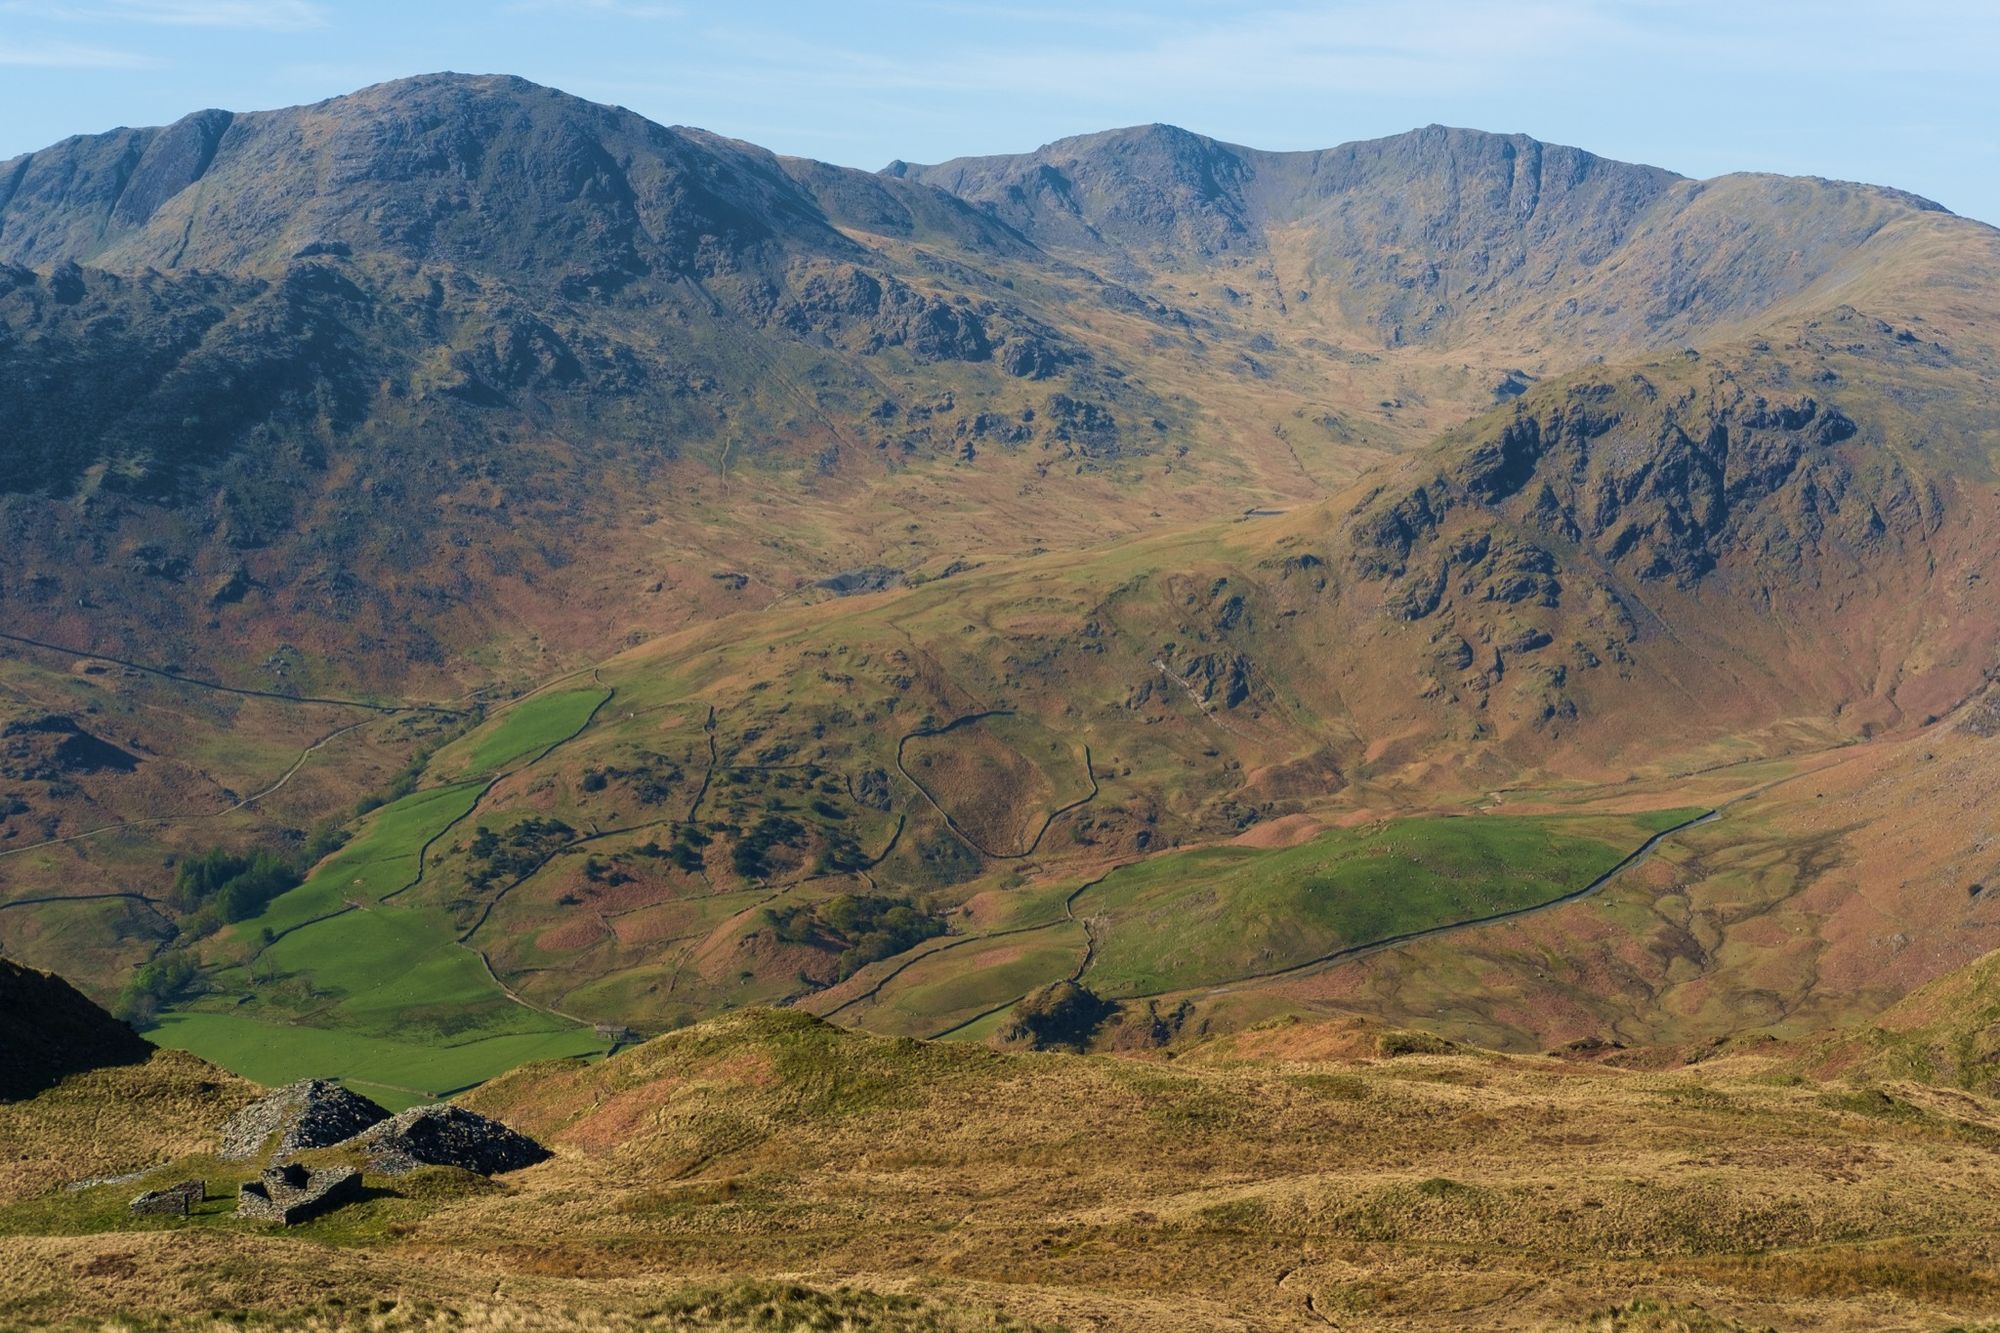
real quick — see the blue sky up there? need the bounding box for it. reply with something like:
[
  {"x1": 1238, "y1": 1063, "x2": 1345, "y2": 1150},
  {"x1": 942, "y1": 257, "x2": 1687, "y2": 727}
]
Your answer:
[{"x1": 2, "y1": 1, "x2": 1996, "y2": 224}]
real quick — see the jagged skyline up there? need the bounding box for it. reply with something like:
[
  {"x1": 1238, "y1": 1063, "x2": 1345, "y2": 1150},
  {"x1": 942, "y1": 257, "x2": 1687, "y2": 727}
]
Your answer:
[{"x1": 1, "y1": 0, "x2": 1995, "y2": 224}]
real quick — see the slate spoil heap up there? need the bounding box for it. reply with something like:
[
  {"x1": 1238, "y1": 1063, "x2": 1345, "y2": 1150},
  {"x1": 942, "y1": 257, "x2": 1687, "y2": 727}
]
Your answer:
[
  {"x1": 207, "y1": 1082, "x2": 550, "y2": 1223},
  {"x1": 356, "y1": 1104, "x2": 552, "y2": 1176},
  {"x1": 217, "y1": 1079, "x2": 390, "y2": 1160}
]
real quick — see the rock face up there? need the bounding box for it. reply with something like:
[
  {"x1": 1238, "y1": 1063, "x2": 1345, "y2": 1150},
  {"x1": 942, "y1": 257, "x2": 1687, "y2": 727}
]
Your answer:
[
  {"x1": 217, "y1": 1079, "x2": 390, "y2": 1161},
  {"x1": 129, "y1": 1179, "x2": 204, "y2": 1217},
  {"x1": 0, "y1": 714, "x2": 140, "y2": 779},
  {"x1": 0, "y1": 958, "x2": 152, "y2": 1100},
  {"x1": 235, "y1": 1162, "x2": 363, "y2": 1225},
  {"x1": 354, "y1": 1104, "x2": 549, "y2": 1176}
]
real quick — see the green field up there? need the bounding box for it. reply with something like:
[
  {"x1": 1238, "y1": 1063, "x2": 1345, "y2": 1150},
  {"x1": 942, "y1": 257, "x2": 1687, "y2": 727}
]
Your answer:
[
  {"x1": 459, "y1": 687, "x2": 610, "y2": 776},
  {"x1": 142, "y1": 688, "x2": 621, "y2": 1100},
  {"x1": 1076, "y1": 809, "x2": 1700, "y2": 997},
  {"x1": 864, "y1": 924, "x2": 1086, "y2": 1036},
  {"x1": 240, "y1": 780, "x2": 486, "y2": 939},
  {"x1": 146, "y1": 1012, "x2": 604, "y2": 1109}
]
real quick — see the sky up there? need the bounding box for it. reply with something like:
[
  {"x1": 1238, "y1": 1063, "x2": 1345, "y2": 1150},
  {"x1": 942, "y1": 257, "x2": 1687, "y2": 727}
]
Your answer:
[{"x1": 1, "y1": 0, "x2": 1996, "y2": 225}]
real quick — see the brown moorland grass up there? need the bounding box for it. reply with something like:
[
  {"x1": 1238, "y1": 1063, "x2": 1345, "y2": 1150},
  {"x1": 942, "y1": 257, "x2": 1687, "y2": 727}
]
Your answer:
[
  {"x1": 0, "y1": 1050, "x2": 254, "y2": 1206},
  {"x1": 11, "y1": 1004, "x2": 2000, "y2": 1329}
]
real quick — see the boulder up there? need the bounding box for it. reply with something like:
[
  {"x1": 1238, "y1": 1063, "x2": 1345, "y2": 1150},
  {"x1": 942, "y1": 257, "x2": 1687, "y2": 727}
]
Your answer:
[
  {"x1": 218, "y1": 1079, "x2": 389, "y2": 1160},
  {"x1": 354, "y1": 1104, "x2": 549, "y2": 1176}
]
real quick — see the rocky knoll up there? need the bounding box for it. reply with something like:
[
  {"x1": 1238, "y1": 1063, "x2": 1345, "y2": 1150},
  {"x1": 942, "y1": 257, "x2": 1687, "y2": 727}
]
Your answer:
[
  {"x1": 0, "y1": 714, "x2": 140, "y2": 781},
  {"x1": 1313, "y1": 321, "x2": 1998, "y2": 754}
]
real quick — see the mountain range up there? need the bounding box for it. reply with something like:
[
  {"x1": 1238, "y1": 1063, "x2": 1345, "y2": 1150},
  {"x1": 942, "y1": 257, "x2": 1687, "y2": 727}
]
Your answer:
[
  {"x1": 11, "y1": 65, "x2": 2000, "y2": 1328},
  {"x1": 3, "y1": 73, "x2": 2000, "y2": 1326}
]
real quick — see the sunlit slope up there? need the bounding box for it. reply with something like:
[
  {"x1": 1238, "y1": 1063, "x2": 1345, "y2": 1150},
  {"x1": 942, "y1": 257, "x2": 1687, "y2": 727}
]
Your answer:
[
  {"x1": 146, "y1": 690, "x2": 618, "y2": 1102},
  {"x1": 7, "y1": 77, "x2": 2000, "y2": 1096},
  {"x1": 16, "y1": 938, "x2": 2000, "y2": 1328},
  {"x1": 130, "y1": 312, "x2": 2000, "y2": 1066}
]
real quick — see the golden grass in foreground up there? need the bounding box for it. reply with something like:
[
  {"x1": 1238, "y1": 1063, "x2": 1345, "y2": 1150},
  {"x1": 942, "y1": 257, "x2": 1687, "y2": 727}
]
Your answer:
[
  {"x1": 0, "y1": 1050, "x2": 253, "y2": 1206},
  {"x1": 9, "y1": 1006, "x2": 2000, "y2": 1328}
]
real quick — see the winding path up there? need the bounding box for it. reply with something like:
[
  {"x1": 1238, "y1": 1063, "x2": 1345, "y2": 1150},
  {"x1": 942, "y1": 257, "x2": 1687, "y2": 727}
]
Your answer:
[
  {"x1": 0, "y1": 715, "x2": 377, "y2": 864},
  {"x1": 0, "y1": 629, "x2": 463, "y2": 715}
]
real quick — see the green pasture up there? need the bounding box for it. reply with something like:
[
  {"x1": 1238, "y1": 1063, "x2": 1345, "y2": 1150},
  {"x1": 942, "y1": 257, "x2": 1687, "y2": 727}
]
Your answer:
[
  {"x1": 868, "y1": 924, "x2": 1085, "y2": 1036},
  {"x1": 236, "y1": 781, "x2": 487, "y2": 940},
  {"x1": 1075, "y1": 809, "x2": 1700, "y2": 998},
  {"x1": 146, "y1": 1011, "x2": 604, "y2": 1109},
  {"x1": 153, "y1": 689, "x2": 621, "y2": 1098},
  {"x1": 460, "y1": 687, "x2": 610, "y2": 776}
]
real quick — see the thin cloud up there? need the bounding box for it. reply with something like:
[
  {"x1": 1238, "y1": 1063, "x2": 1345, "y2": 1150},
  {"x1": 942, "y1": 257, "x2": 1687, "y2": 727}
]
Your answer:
[
  {"x1": 10, "y1": 1, "x2": 330, "y2": 30},
  {"x1": 686, "y1": 2, "x2": 1633, "y2": 105},
  {"x1": 0, "y1": 37, "x2": 154, "y2": 67},
  {"x1": 117, "y1": 1, "x2": 327, "y2": 28},
  {"x1": 505, "y1": 0, "x2": 683, "y2": 16}
]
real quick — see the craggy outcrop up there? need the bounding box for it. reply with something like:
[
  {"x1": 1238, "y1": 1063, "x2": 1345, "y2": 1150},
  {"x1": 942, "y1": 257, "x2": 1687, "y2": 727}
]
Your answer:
[{"x1": 780, "y1": 266, "x2": 993, "y2": 363}]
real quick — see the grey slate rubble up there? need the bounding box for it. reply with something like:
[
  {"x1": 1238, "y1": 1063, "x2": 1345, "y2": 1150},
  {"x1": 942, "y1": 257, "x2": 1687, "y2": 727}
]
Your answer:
[
  {"x1": 218, "y1": 1078, "x2": 389, "y2": 1160},
  {"x1": 355, "y1": 1104, "x2": 550, "y2": 1176},
  {"x1": 128, "y1": 1179, "x2": 203, "y2": 1216},
  {"x1": 201, "y1": 1080, "x2": 549, "y2": 1223},
  {"x1": 235, "y1": 1162, "x2": 363, "y2": 1225}
]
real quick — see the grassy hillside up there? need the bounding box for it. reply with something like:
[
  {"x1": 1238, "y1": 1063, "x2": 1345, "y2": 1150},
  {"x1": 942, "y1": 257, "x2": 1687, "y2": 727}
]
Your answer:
[{"x1": 9, "y1": 1003, "x2": 2000, "y2": 1328}]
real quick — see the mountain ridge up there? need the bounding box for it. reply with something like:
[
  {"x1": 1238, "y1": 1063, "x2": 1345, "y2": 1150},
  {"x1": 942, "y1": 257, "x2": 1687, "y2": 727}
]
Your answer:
[{"x1": 3, "y1": 71, "x2": 1999, "y2": 1094}]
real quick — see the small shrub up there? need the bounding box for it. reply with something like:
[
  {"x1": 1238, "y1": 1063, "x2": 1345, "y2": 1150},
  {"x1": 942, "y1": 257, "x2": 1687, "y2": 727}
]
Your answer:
[
  {"x1": 1376, "y1": 1028, "x2": 1458, "y2": 1058},
  {"x1": 1002, "y1": 981, "x2": 1112, "y2": 1051}
]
